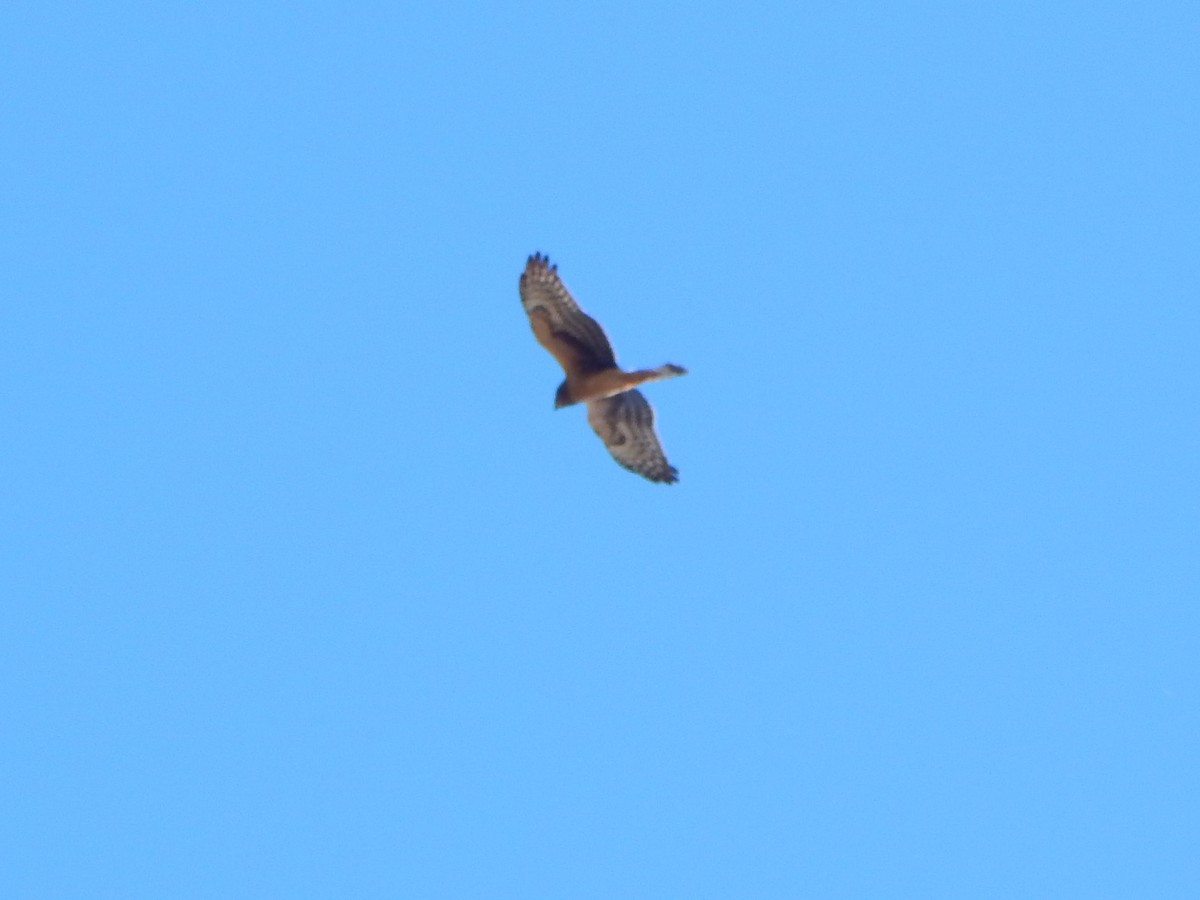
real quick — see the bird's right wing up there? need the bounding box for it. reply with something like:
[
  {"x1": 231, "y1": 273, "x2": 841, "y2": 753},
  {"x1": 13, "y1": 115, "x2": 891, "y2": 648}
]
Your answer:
[{"x1": 586, "y1": 390, "x2": 678, "y2": 483}]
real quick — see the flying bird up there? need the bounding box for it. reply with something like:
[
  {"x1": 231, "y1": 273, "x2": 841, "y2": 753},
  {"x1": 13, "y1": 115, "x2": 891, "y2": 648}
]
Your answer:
[{"x1": 519, "y1": 252, "x2": 686, "y2": 483}]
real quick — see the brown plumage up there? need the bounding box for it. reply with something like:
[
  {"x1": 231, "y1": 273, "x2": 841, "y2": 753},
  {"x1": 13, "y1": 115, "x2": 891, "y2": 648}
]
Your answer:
[{"x1": 519, "y1": 252, "x2": 686, "y2": 483}]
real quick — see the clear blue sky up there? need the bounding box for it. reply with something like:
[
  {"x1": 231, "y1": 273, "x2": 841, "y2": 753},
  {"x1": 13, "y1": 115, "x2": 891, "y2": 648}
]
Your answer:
[{"x1": 4, "y1": 2, "x2": 1198, "y2": 897}]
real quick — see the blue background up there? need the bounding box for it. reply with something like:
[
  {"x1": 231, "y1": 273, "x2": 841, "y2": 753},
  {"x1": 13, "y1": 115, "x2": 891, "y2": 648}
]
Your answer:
[{"x1": 4, "y1": 3, "x2": 1198, "y2": 896}]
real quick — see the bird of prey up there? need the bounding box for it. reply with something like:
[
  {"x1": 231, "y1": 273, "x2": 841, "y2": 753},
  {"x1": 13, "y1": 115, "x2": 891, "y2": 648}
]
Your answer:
[{"x1": 519, "y1": 252, "x2": 686, "y2": 483}]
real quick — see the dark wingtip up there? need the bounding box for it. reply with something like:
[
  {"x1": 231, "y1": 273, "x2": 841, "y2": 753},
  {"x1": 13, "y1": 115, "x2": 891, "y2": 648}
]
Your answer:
[
  {"x1": 525, "y1": 251, "x2": 555, "y2": 273},
  {"x1": 522, "y1": 252, "x2": 547, "y2": 287},
  {"x1": 654, "y1": 466, "x2": 680, "y2": 484}
]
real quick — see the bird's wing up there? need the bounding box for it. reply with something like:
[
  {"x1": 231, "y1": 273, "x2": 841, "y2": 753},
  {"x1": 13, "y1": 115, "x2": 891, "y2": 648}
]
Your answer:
[
  {"x1": 519, "y1": 253, "x2": 617, "y2": 375},
  {"x1": 586, "y1": 390, "x2": 678, "y2": 483}
]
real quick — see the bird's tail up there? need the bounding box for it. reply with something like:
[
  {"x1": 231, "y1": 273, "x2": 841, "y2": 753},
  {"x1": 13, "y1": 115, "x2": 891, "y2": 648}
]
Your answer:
[{"x1": 631, "y1": 363, "x2": 687, "y2": 385}]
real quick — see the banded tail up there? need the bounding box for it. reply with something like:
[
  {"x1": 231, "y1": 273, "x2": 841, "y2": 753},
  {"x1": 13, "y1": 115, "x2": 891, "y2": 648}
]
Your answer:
[{"x1": 638, "y1": 363, "x2": 687, "y2": 384}]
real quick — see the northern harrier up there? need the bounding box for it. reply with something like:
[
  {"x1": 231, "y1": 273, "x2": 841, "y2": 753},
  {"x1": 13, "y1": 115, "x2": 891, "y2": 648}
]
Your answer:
[{"x1": 519, "y1": 252, "x2": 686, "y2": 483}]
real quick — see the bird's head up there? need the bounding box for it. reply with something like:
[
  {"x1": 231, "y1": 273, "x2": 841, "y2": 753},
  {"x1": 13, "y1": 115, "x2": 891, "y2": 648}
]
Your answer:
[{"x1": 554, "y1": 381, "x2": 576, "y2": 409}]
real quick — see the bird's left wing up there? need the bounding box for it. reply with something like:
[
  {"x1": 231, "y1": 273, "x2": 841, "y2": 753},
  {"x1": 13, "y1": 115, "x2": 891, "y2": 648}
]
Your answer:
[{"x1": 519, "y1": 253, "x2": 617, "y2": 375}]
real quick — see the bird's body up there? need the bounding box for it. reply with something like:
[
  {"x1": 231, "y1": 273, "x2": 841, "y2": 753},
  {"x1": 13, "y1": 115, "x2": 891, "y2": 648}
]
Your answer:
[{"x1": 518, "y1": 253, "x2": 686, "y2": 483}]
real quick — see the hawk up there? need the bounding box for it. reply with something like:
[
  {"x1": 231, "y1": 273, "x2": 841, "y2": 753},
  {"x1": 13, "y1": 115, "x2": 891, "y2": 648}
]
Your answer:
[{"x1": 519, "y1": 252, "x2": 686, "y2": 483}]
